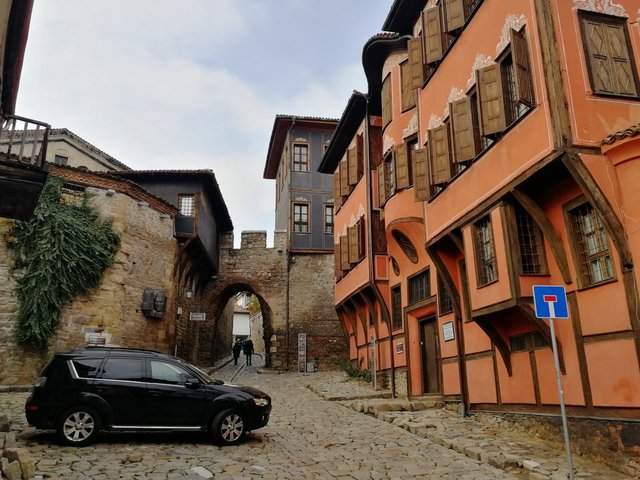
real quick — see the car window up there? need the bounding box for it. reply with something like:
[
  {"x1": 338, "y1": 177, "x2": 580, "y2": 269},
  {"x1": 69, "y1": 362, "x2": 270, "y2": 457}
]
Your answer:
[
  {"x1": 99, "y1": 358, "x2": 143, "y2": 382},
  {"x1": 150, "y1": 360, "x2": 192, "y2": 385},
  {"x1": 71, "y1": 359, "x2": 102, "y2": 378}
]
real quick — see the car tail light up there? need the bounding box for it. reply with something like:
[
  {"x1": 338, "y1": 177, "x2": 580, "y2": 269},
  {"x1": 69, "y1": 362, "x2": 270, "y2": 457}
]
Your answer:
[
  {"x1": 33, "y1": 376, "x2": 47, "y2": 388},
  {"x1": 26, "y1": 405, "x2": 39, "y2": 412}
]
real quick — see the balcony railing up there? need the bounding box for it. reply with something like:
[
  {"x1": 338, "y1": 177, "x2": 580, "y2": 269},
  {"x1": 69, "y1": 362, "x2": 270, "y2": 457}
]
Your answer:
[{"x1": 0, "y1": 115, "x2": 50, "y2": 168}]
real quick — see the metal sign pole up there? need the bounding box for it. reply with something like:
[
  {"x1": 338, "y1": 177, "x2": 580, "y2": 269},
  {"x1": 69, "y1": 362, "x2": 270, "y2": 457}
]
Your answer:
[{"x1": 548, "y1": 303, "x2": 575, "y2": 480}]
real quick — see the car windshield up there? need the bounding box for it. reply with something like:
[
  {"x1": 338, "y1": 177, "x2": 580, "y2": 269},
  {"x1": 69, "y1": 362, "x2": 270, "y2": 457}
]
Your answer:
[{"x1": 181, "y1": 360, "x2": 224, "y2": 385}]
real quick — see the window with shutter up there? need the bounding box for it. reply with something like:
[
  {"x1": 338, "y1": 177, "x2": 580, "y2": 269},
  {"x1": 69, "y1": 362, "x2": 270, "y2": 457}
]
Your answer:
[
  {"x1": 511, "y1": 29, "x2": 534, "y2": 108},
  {"x1": 423, "y1": 7, "x2": 444, "y2": 64},
  {"x1": 408, "y1": 37, "x2": 426, "y2": 89},
  {"x1": 382, "y1": 75, "x2": 392, "y2": 128},
  {"x1": 450, "y1": 96, "x2": 480, "y2": 162},
  {"x1": 348, "y1": 224, "x2": 358, "y2": 264},
  {"x1": 340, "y1": 235, "x2": 350, "y2": 271},
  {"x1": 333, "y1": 169, "x2": 342, "y2": 210},
  {"x1": 477, "y1": 63, "x2": 507, "y2": 136},
  {"x1": 347, "y1": 146, "x2": 358, "y2": 186},
  {"x1": 401, "y1": 60, "x2": 417, "y2": 111},
  {"x1": 356, "y1": 134, "x2": 364, "y2": 179},
  {"x1": 428, "y1": 124, "x2": 452, "y2": 185},
  {"x1": 357, "y1": 218, "x2": 366, "y2": 261},
  {"x1": 377, "y1": 165, "x2": 386, "y2": 207},
  {"x1": 413, "y1": 148, "x2": 429, "y2": 202},
  {"x1": 579, "y1": 11, "x2": 639, "y2": 97},
  {"x1": 334, "y1": 243, "x2": 342, "y2": 280},
  {"x1": 444, "y1": 0, "x2": 468, "y2": 32},
  {"x1": 384, "y1": 152, "x2": 395, "y2": 199},
  {"x1": 340, "y1": 158, "x2": 350, "y2": 197},
  {"x1": 395, "y1": 143, "x2": 410, "y2": 189}
]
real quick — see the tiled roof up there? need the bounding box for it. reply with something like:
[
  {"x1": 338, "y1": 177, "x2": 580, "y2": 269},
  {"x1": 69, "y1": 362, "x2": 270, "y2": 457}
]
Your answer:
[{"x1": 602, "y1": 124, "x2": 640, "y2": 145}]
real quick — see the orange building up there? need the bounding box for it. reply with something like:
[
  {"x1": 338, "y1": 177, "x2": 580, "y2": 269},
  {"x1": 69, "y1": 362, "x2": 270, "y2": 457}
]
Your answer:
[{"x1": 320, "y1": 0, "x2": 640, "y2": 427}]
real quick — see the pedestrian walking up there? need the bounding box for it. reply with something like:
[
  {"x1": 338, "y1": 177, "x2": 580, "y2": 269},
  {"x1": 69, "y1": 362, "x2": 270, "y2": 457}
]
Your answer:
[
  {"x1": 243, "y1": 338, "x2": 254, "y2": 366},
  {"x1": 232, "y1": 339, "x2": 242, "y2": 365}
]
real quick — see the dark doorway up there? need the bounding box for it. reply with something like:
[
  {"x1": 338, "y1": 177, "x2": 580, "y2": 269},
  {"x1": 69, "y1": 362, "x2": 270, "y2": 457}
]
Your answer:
[{"x1": 420, "y1": 316, "x2": 440, "y2": 394}]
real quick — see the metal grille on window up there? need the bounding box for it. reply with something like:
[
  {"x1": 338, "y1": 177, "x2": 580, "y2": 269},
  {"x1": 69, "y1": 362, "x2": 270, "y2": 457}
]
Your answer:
[
  {"x1": 409, "y1": 270, "x2": 430, "y2": 304},
  {"x1": 516, "y1": 207, "x2": 543, "y2": 274},
  {"x1": 438, "y1": 275, "x2": 453, "y2": 314},
  {"x1": 509, "y1": 331, "x2": 546, "y2": 352},
  {"x1": 391, "y1": 286, "x2": 402, "y2": 330},
  {"x1": 571, "y1": 203, "x2": 614, "y2": 286},
  {"x1": 178, "y1": 195, "x2": 195, "y2": 217},
  {"x1": 476, "y1": 217, "x2": 497, "y2": 285}
]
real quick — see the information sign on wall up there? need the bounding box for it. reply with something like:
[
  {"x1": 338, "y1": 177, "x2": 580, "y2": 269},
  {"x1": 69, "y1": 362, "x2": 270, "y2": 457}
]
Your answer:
[
  {"x1": 442, "y1": 321, "x2": 455, "y2": 342},
  {"x1": 298, "y1": 333, "x2": 307, "y2": 373}
]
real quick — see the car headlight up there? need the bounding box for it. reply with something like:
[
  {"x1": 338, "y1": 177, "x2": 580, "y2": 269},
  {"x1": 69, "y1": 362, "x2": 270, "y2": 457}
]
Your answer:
[{"x1": 252, "y1": 398, "x2": 269, "y2": 407}]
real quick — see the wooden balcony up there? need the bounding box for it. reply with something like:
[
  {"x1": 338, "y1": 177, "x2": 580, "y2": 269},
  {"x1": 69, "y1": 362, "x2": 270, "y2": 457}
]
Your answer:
[{"x1": 0, "y1": 115, "x2": 50, "y2": 220}]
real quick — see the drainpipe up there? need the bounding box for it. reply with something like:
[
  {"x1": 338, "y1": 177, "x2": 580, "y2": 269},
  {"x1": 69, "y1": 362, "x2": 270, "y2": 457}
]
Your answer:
[
  {"x1": 364, "y1": 97, "x2": 396, "y2": 398},
  {"x1": 284, "y1": 117, "x2": 296, "y2": 371}
]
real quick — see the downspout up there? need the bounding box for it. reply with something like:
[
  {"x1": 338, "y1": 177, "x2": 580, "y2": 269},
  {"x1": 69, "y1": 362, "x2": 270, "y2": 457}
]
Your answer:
[
  {"x1": 364, "y1": 97, "x2": 396, "y2": 398},
  {"x1": 285, "y1": 117, "x2": 296, "y2": 371}
]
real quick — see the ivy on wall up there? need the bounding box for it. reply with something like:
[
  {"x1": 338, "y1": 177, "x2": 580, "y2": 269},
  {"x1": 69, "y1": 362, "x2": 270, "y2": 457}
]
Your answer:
[{"x1": 9, "y1": 177, "x2": 120, "y2": 349}]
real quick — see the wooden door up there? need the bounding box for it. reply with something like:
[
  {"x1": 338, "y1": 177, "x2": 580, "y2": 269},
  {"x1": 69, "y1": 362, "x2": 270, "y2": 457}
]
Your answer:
[{"x1": 420, "y1": 316, "x2": 441, "y2": 394}]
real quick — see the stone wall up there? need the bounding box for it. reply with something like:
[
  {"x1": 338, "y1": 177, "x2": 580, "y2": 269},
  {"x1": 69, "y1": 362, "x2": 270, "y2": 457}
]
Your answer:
[
  {"x1": 288, "y1": 252, "x2": 348, "y2": 371},
  {"x1": 0, "y1": 187, "x2": 178, "y2": 385}
]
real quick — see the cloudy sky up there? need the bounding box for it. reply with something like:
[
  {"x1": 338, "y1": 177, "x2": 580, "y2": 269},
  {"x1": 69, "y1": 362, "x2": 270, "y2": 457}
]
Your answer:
[{"x1": 16, "y1": 1, "x2": 394, "y2": 246}]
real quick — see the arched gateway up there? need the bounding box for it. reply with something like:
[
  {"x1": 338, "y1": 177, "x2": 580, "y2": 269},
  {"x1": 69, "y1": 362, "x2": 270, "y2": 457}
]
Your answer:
[{"x1": 175, "y1": 230, "x2": 334, "y2": 370}]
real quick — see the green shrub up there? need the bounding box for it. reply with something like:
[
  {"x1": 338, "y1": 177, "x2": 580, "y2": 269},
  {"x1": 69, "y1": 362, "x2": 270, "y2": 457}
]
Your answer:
[
  {"x1": 342, "y1": 360, "x2": 372, "y2": 382},
  {"x1": 9, "y1": 176, "x2": 119, "y2": 349}
]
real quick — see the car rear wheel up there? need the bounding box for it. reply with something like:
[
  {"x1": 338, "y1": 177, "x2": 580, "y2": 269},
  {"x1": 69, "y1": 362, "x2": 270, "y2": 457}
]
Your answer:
[
  {"x1": 56, "y1": 406, "x2": 101, "y2": 446},
  {"x1": 212, "y1": 408, "x2": 246, "y2": 445}
]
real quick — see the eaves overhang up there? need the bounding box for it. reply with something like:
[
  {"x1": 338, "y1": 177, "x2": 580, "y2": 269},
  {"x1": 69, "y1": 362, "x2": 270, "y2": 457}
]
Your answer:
[
  {"x1": 263, "y1": 114, "x2": 338, "y2": 179},
  {"x1": 2, "y1": 0, "x2": 34, "y2": 119},
  {"x1": 382, "y1": 0, "x2": 427, "y2": 35},
  {"x1": 111, "y1": 169, "x2": 233, "y2": 232},
  {"x1": 318, "y1": 91, "x2": 367, "y2": 174},
  {"x1": 362, "y1": 33, "x2": 411, "y2": 116}
]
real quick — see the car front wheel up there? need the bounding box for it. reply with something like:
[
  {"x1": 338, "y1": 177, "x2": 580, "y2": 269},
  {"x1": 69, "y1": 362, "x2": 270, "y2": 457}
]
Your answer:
[
  {"x1": 56, "y1": 406, "x2": 101, "y2": 446},
  {"x1": 212, "y1": 408, "x2": 246, "y2": 445}
]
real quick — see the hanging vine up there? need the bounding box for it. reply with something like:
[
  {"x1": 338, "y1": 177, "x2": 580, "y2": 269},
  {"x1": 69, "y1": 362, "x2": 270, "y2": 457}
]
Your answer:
[{"x1": 9, "y1": 176, "x2": 120, "y2": 349}]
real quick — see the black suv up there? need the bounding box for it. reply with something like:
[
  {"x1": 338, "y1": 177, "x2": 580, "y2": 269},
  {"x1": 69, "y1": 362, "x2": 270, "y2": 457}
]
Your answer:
[{"x1": 25, "y1": 346, "x2": 271, "y2": 446}]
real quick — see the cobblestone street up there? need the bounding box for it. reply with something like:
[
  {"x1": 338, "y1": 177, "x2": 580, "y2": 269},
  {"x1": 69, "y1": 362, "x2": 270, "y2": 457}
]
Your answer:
[{"x1": 0, "y1": 357, "x2": 636, "y2": 479}]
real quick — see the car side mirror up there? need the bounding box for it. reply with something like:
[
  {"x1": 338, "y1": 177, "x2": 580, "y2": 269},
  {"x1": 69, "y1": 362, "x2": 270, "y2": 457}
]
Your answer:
[{"x1": 184, "y1": 378, "x2": 202, "y2": 389}]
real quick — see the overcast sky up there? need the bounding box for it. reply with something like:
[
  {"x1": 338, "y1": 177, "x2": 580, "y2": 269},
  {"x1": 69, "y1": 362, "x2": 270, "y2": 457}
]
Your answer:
[{"x1": 16, "y1": 1, "x2": 394, "y2": 247}]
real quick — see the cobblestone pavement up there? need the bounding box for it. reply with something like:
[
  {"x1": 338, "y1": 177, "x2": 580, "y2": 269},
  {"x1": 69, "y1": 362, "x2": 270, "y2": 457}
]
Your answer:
[{"x1": 0, "y1": 356, "x2": 636, "y2": 480}]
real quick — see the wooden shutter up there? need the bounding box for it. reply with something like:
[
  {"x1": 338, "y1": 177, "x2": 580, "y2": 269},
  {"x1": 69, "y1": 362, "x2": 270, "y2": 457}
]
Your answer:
[
  {"x1": 511, "y1": 29, "x2": 534, "y2": 107},
  {"x1": 450, "y1": 97, "x2": 478, "y2": 162},
  {"x1": 340, "y1": 235, "x2": 350, "y2": 271},
  {"x1": 583, "y1": 19, "x2": 615, "y2": 94},
  {"x1": 340, "y1": 158, "x2": 350, "y2": 197},
  {"x1": 401, "y1": 61, "x2": 416, "y2": 111},
  {"x1": 377, "y1": 165, "x2": 386, "y2": 207},
  {"x1": 348, "y1": 224, "x2": 358, "y2": 264},
  {"x1": 445, "y1": 0, "x2": 467, "y2": 32},
  {"x1": 382, "y1": 75, "x2": 392, "y2": 128},
  {"x1": 395, "y1": 143, "x2": 410, "y2": 189},
  {"x1": 356, "y1": 134, "x2": 364, "y2": 178},
  {"x1": 357, "y1": 218, "x2": 366, "y2": 261},
  {"x1": 334, "y1": 242, "x2": 342, "y2": 280},
  {"x1": 413, "y1": 148, "x2": 429, "y2": 202},
  {"x1": 347, "y1": 146, "x2": 358, "y2": 186},
  {"x1": 333, "y1": 169, "x2": 342, "y2": 210},
  {"x1": 477, "y1": 64, "x2": 507, "y2": 135},
  {"x1": 607, "y1": 22, "x2": 638, "y2": 95},
  {"x1": 408, "y1": 37, "x2": 425, "y2": 89},
  {"x1": 429, "y1": 125, "x2": 452, "y2": 185},
  {"x1": 370, "y1": 126, "x2": 383, "y2": 169},
  {"x1": 423, "y1": 7, "x2": 443, "y2": 64}
]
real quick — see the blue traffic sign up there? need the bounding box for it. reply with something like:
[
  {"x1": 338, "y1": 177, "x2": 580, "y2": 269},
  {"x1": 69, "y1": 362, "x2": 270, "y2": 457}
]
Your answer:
[{"x1": 532, "y1": 285, "x2": 569, "y2": 319}]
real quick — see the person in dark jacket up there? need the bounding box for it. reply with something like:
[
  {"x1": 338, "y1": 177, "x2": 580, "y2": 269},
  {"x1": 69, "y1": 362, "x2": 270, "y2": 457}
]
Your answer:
[
  {"x1": 232, "y1": 339, "x2": 242, "y2": 365},
  {"x1": 243, "y1": 339, "x2": 254, "y2": 366}
]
